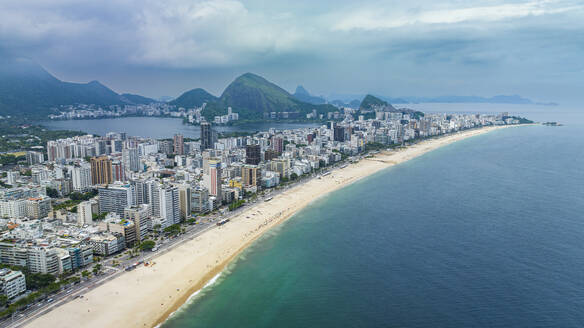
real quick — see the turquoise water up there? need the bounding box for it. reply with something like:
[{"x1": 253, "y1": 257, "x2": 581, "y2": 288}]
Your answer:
[
  {"x1": 162, "y1": 106, "x2": 584, "y2": 327},
  {"x1": 42, "y1": 117, "x2": 319, "y2": 139}
]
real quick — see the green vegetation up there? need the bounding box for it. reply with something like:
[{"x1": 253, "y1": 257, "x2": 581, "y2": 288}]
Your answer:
[
  {"x1": 0, "y1": 295, "x2": 7, "y2": 308},
  {"x1": 169, "y1": 88, "x2": 218, "y2": 108},
  {"x1": 92, "y1": 263, "x2": 102, "y2": 275},
  {"x1": 0, "y1": 272, "x2": 82, "y2": 317},
  {"x1": 92, "y1": 212, "x2": 107, "y2": 221},
  {"x1": 228, "y1": 199, "x2": 245, "y2": 211},
  {"x1": 0, "y1": 121, "x2": 84, "y2": 153},
  {"x1": 53, "y1": 199, "x2": 80, "y2": 210},
  {"x1": 0, "y1": 56, "x2": 152, "y2": 118},
  {"x1": 0, "y1": 154, "x2": 25, "y2": 165},
  {"x1": 365, "y1": 142, "x2": 388, "y2": 152},
  {"x1": 503, "y1": 116, "x2": 534, "y2": 124},
  {"x1": 201, "y1": 73, "x2": 338, "y2": 121},
  {"x1": 69, "y1": 189, "x2": 97, "y2": 201},
  {"x1": 359, "y1": 94, "x2": 392, "y2": 110},
  {"x1": 52, "y1": 190, "x2": 97, "y2": 210},
  {"x1": 163, "y1": 224, "x2": 181, "y2": 236},
  {"x1": 139, "y1": 240, "x2": 156, "y2": 251},
  {"x1": 46, "y1": 187, "x2": 59, "y2": 198}
]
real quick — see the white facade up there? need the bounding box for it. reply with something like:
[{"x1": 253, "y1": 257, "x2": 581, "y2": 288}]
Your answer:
[
  {"x1": 78, "y1": 201, "x2": 93, "y2": 226},
  {"x1": 72, "y1": 163, "x2": 92, "y2": 191},
  {"x1": 0, "y1": 269, "x2": 26, "y2": 300}
]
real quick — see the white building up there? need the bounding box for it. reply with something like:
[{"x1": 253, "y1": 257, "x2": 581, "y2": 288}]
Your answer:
[
  {"x1": 71, "y1": 163, "x2": 92, "y2": 192},
  {"x1": 78, "y1": 201, "x2": 93, "y2": 226},
  {"x1": 0, "y1": 269, "x2": 26, "y2": 300}
]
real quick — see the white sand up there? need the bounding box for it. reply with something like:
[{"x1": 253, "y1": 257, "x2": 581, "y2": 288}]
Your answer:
[{"x1": 25, "y1": 125, "x2": 513, "y2": 328}]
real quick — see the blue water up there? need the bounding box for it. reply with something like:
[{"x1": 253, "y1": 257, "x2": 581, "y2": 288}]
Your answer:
[
  {"x1": 42, "y1": 117, "x2": 319, "y2": 139},
  {"x1": 161, "y1": 104, "x2": 584, "y2": 327}
]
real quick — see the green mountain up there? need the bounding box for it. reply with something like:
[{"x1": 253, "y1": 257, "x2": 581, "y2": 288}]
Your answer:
[
  {"x1": 0, "y1": 56, "x2": 152, "y2": 117},
  {"x1": 292, "y1": 85, "x2": 326, "y2": 105},
  {"x1": 202, "y1": 73, "x2": 337, "y2": 120},
  {"x1": 120, "y1": 93, "x2": 156, "y2": 104},
  {"x1": 360, "y1": 94, "x2": 392, "y2": 110},
  {"x1": 168, "y1": 88, "x2": 218, "y2": 108}
]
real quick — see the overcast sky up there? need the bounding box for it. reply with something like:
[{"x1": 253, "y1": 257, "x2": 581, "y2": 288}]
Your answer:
[{"x1": 0, "y1": 0, "x2": 582, "y2": 103}]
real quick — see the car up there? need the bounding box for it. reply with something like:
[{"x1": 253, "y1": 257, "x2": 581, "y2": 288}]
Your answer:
[{"x1": 47, "y1": 298, "x2": 54, "y2": 303}]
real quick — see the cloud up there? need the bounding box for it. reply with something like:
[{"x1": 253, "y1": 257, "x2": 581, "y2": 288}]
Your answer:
[
  {"x1": 0, "y1": 0, "x2": 310, "y2": 68},
  {"x1": 332, "y1": 0, "x2": 584, "y2": 31},
  {"x1": 0, "y1": 0, "x2": 582, "y2": 102}
]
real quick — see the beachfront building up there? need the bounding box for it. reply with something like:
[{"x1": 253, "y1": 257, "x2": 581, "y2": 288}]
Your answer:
[
  {"x1": 89, "y1": 233, "x2": 126, "y2": 256},
  {"x1": 98, "y1": 183, "x2": 134, "y2": 216},
  {"x1": 0, "y1": 269, "x2": 27, "y2": 300},
  {"x1": 124, "y1": 205, "x2": 151, "y2": 243}
]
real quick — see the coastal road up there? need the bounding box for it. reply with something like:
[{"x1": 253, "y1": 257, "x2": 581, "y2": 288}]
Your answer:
[{"x1": 2, "y1": 160, "x2": 356, "y2": 328}]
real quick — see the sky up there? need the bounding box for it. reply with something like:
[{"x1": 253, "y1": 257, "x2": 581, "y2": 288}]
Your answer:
[{"x1": 0, "y1": 0, "x2": 582, "y2": 103}]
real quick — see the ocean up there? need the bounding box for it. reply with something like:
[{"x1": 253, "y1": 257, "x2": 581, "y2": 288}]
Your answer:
[{"x1": 160, "y1": 104, "x2": 584, "y2": 327}]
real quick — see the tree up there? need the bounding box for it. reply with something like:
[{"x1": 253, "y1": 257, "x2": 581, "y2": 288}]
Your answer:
[
  {"x1": 92, "y1": 264, "x2": 102, "y2": 275},
  {"x1": 81, "y1": 270, "x2": 90, "y2": 278},
  {"x1": 290, "y1": 173, "x2": 298, "y2": 181},
  {"x1": 0, "y1": 295, "x2": 8, "y2": 307},
  {"x1": 139, "y1": 240, "x2": 156, "y2": 251},
  {"x1": 46, "y1": 187, "x2": 59, "y2": 198},
  {"x1": 26, "y1": 272, "x2": 56, "y2": 290}
]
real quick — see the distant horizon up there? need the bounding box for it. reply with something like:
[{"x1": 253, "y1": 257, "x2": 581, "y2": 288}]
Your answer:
[
  {"x1": 5, "y1": 56, "x2": 559, "y2": 106},
  {"x1": 1, "y1": 1, "x2": 581, "y2": 104}
]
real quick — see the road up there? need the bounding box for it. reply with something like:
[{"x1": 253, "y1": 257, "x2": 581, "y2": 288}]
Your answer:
[{"x1": 1, "y1": 160, "x2": 355, "y2": 328}]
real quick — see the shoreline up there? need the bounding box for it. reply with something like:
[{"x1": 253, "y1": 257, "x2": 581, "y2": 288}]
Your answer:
[{"x1": 25, "y1": 125, "x2": 523, "y2": 328}]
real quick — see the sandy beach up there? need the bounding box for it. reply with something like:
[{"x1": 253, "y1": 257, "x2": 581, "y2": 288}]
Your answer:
[{"x1": 25, "y1": 125, "x2": 515, "y2": 328}]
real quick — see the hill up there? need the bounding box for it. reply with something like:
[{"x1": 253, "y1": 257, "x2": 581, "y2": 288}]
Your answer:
[
  {"x1": 360, "y1": 94, "x2": 395, "y2": 111},
  {"x1": 292, "y1": 85, "x2": 326, "y2": 105},
  {"x1": 0, "y1": 56, "x2": 153, "y2": 117},
  {"x1": 168, "y1": 88, "x2": 218, "y2": 108},
  {"x1": 120, "y1": 93, "x2": 156, "y2": 104},
  {"x1": 202, "y1": 73, "x2": 337, "y2": 120}
]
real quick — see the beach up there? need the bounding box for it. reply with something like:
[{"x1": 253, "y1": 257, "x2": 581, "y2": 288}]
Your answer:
[{"x1": 25, "y1": 125, "x2": 513, "y2": 328}]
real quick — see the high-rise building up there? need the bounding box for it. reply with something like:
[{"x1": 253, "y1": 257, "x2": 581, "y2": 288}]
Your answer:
[
  {"x1": 158, "y1": 140, "x2": 174, "y2": 155},
  {"x1": 26, "y1": 151, "x2": 44, "y2": 165},
  {"x1": 334, "y1": 126, "x2": 345, "y2": 142},
  {"x1": 242, "y1": 165, "x2": 260, "y2": 187},
  {"x1": 72, "y1": 163, "x2": 92, "y2": 192},
  {"x1": 206, "y1": 159, "x2": 222, "y2": 203},
  {"x1": 272, "y1": 136, "x2": 284, "y2": 154},
  {"x1": 98, "y1": 184, "x2": 134, "y2": 215},
  {"x1": 173, "y1": 134, "x2": 184, "y2": 155},
  {"x1": 6, "y1": 171, "x2": 19, "y2": 185},
  {"x1": 91, "y1": 156, "x2": 113, "y2": 185},
  {"x1": 122, "y1": 147, "x2": 140, "y2": 173},
  {"x1": 131, "y1": 179, "x2": 149, "y2": 205},
  {"x1": 124, "y1": 205, "x2": 151, "y2": 243},
  {"x1": 78, "y1": 201, "x2": 93, "y2": 226},
  {"x1": 25, "y1": 197, "x2": 52, "y2": 219},
  {"x1": 150, "y1": 184, "x2": 180, "y2": 227},
  {"x1": 200, "y1": 121, "x2": 215, "y2": 150},
  {"x1": 245, "y1": 144, "x2": 261, "y2": 165},
  {"x1": 111, "y1": 160, "x2": 125, "y2": 182},
  {"x1": 178, "y1": 185, "x2": 192, "y2": 221}
]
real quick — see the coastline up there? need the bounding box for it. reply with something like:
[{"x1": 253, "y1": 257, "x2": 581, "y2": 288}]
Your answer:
[{"x1": 25, "y1": 125, "x2": 521, "y2": 328}]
